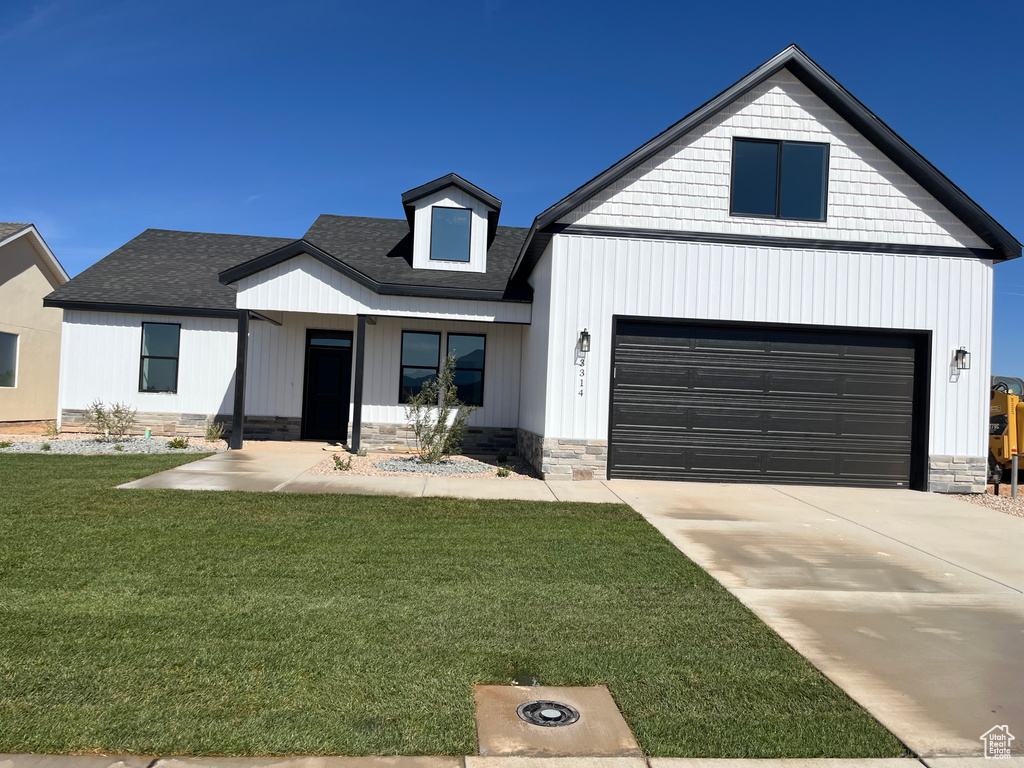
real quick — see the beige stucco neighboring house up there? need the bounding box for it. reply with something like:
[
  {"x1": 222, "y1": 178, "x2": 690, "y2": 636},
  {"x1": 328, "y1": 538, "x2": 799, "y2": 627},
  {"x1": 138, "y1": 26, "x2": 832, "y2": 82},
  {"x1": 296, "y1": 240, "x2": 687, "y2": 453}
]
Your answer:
[{"x1": 0, "y1": 223, "x2": 68, "y2": 424}]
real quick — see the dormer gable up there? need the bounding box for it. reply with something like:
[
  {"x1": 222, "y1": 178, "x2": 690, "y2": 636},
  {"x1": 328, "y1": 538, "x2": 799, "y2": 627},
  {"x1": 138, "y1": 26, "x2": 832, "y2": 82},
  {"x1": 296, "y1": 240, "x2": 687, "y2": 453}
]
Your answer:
[{"x1": 401, "y1": 173, "x2": 501, "y2": 274}]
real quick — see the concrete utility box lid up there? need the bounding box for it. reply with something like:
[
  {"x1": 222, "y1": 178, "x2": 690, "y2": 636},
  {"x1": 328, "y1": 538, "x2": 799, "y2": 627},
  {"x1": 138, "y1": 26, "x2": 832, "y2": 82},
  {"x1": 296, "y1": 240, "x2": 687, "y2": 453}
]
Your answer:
[{"x1": 474, "y1": 684, "x2": 642, "y2": 757}]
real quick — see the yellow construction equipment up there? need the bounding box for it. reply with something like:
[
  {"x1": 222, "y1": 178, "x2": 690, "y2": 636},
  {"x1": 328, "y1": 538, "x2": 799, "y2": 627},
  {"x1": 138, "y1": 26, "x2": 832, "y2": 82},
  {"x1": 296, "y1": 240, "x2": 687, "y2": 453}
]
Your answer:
[{"x1": 989, "y1": 375, "x2": 1024, "y2": 489}]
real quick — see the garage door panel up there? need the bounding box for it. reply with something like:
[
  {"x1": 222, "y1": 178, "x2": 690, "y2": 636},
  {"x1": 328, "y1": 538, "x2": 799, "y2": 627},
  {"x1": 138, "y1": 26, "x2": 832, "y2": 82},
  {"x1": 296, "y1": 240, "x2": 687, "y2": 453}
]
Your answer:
[
  {"x1": 841, "y1": 415, "x2": 914, "y2": 438},
  {"x1": 766, "y1": 413, "x2": 841, "y2": 435},
  {"x1": 609, "y1": 321, "x2": 922, "y2": 489},
  {"x1": 843, "y1": 374, "x2": 915, "y2": 399},
  {"x1": 768, "y1": 372, "x2": 842, "y2": 396},
  {"x1": 692, "y1": 368, "x2": 766, "y2": 392}
]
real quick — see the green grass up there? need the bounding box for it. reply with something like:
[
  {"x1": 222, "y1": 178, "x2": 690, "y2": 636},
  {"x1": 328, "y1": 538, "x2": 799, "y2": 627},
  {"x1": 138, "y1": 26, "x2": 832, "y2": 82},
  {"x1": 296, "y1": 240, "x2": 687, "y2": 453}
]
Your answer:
[{"x1": 0, "y1": 454, "x2": 904, "y2": 757}]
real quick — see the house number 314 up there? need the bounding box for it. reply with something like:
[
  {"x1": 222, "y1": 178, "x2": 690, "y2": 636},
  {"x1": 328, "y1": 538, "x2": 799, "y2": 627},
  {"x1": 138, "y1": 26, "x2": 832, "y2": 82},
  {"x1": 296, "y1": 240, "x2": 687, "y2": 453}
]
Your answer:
[{"x1": 578, "y1": 359, "x2": 585, "y2": 396}]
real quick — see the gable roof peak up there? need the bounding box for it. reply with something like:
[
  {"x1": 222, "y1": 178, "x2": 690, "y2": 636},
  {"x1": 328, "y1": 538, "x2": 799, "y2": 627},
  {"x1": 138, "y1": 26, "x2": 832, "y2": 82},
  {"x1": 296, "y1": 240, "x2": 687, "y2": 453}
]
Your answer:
[
  {"x1": 510, "y1": 44, "x2": 1020, "y2": 281},
  {"x1": 400, "y1": 173, "x2": 501, "y2": 210}
]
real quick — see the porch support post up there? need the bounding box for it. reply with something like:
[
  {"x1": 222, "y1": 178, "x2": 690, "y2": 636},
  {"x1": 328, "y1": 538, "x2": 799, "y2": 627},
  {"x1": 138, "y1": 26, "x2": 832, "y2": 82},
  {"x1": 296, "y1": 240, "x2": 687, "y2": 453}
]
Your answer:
[
  {"x1": 351, "y1": 314, "x2": 367, "y2": 452},
  {"x1": 228, "y1": 309, "x2": 249, "y2": 450}
]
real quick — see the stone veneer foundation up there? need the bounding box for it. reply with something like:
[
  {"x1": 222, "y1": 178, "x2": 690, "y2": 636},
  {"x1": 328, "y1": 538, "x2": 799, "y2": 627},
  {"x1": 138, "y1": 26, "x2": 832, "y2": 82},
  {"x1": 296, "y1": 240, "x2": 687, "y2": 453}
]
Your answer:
[
  {"x1": 358, "y1": 422, "x2": 517, "y2": 453},
  {"x1": 61, "y1": 410, "x2": 517, "y2": 452},
  {"x1": 61, "y1": 409, "x2": 301, "y2": 441},
  {"x1": 928, "y1": 455, "x2": 987, "y2": 494},
  {"x1": 516, "y1": 428, "x2": 607, "y2": 481}
]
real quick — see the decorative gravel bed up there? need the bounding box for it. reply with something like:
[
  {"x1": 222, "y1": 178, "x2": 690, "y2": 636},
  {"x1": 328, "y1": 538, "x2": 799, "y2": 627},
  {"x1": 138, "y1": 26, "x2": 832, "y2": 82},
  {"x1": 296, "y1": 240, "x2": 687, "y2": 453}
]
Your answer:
[
  {"x1": 373, "y1": 456, "x2": 491, "y2": 475},
  {"x1": 950, "y1": 488, "x2": 1024, "y2": 518},
  {"x1": 0, "y1": 434, "x2": 225, "y2": 454},
  {"x1": 304, "y1": 450, "x2": 540, "y2": 480}
]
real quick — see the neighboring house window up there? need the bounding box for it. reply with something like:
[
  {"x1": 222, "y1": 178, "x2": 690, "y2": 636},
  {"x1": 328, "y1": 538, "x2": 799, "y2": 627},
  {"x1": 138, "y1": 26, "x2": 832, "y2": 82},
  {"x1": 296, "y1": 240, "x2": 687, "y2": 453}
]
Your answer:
[
  {"x1": 139, "y1": 322, "x2": 180, "y2": 393},
  {"x1": 0, "y1": 332, "x2": 17, "y2": 387},
  {"x1": 430, "y1": 207, "x2": 471, "y2": 262},
  {"x1": 447, "y1": 333, "x2": 485, "y2": 406},
  {"x1": 400, "y1": 331, "x2": 441, "y2": 403},
  {"x1": 730, "y1": 138, "x2": 829, "y2": 220}
]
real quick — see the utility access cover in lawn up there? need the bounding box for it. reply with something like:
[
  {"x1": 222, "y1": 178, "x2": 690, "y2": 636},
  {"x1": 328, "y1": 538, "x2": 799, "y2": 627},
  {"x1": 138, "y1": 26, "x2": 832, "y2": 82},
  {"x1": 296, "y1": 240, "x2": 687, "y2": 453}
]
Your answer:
[{"x1": 0, "y1": 454, "x2": 904, "y2": 758}]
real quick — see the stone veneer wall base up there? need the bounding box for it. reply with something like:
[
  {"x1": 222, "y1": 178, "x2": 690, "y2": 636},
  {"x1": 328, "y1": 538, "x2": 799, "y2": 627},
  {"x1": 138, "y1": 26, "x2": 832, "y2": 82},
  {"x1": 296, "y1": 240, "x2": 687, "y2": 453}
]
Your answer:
[
  {"x1": 927, "y1": 455, "x2": 987, "y2": 494},
  {"x1": 61, "y1": 409, "x2": 301, "y2": 441},
  {"x1": 516, "y1": 428, "x2": 607, "y2": 481}
]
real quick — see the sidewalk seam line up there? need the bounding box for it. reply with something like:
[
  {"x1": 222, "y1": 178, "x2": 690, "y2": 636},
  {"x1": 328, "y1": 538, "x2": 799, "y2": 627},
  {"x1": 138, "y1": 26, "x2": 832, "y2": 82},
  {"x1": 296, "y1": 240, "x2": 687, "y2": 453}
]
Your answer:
[
  {"x1": 601, "y1": 480, "x2": 632, "y2": 507},
  {"x1": 770, "y1": 486, "x2": 1023, "y2": 594}
]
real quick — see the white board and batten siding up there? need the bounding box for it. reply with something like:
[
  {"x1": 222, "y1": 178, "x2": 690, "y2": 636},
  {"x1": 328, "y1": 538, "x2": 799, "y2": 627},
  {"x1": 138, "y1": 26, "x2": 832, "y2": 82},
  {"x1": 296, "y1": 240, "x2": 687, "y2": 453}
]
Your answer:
[
  {"x1": 541, "y1": 234, "x2": 993, "y2": 459},
  {"x1": 59, "y1": 310, "x2": 239, "y2": 417},
  {"x1": 234, "y1": 254, "x2": 530, "y2": 324},
  {"x1": 561, "y1": 70, "x2": 986, "y2": 251},
  {"x1": 410, "y1": 188, "x2": 493, "y2": 273},
  {"x1": 517, "y1": 242, "x2": 553, "y2": 436}
]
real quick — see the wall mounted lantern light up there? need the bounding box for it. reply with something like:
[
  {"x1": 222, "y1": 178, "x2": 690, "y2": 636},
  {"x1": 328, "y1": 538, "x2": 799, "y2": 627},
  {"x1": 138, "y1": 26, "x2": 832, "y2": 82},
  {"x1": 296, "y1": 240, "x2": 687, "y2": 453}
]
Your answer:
[
  {"x1": 954, "y1": 347, "x2": 971, "y2": 370},
  {"x1": 579, "y1": 329, "x2": 591, "y2": 354}
]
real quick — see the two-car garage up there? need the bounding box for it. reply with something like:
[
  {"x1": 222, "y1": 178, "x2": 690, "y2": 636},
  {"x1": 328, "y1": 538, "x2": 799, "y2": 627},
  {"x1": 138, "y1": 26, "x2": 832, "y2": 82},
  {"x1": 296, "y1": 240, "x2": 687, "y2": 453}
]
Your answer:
[{"x1": 608, "y1": 318, "x2": 930, "y2": 490}]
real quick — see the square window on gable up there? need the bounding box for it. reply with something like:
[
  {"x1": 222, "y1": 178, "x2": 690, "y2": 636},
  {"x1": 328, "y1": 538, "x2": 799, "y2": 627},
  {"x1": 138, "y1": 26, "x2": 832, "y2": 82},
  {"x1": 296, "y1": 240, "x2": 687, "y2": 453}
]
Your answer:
[
  {"x1": 430, "y1": 206, "x2": 471, "y2": 262},
  {"x1": 730, "y1": 138, "x2": 829, "y2": 221}
]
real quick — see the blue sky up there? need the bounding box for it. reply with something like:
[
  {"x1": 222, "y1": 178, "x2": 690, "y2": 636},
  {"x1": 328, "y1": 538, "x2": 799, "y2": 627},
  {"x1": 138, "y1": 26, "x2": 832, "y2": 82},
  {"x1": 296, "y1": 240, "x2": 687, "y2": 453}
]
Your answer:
[{"x1": 3, "y1": 0, "x2": 1022, "y2": 374}]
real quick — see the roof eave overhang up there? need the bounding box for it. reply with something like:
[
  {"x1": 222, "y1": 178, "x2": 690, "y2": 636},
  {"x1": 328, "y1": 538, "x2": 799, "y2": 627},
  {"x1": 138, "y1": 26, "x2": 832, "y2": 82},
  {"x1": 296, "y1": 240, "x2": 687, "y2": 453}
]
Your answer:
[
  {"x1": 511, "y1": 44, "x2": 1020, "y2": 282},
  {"x1": 219, "y1": 238, "x2": 532, "y2": 304}
]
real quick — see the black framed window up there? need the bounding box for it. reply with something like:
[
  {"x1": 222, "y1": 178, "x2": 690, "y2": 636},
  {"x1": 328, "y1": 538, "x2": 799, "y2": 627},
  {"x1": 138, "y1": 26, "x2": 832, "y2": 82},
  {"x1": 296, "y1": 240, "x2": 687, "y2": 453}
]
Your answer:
[
  {"x1": 0, "y1": 331, "x2": 17, "y2": 388},
  {"x1": 400, "y1": 331, "x2": 441, "y2": 403},
  {"x1": 730, "y1": 138, "x2": 829, "y2": 221},
  {"x1": 139, "y1": 322, "x2": 180, "y2": 393},
  {"x1": 447, "y1": 333, "x2": 485, "y2": 406},
  {"x1": 430, "y1": 206, "x2": 472, "y2": 262}
]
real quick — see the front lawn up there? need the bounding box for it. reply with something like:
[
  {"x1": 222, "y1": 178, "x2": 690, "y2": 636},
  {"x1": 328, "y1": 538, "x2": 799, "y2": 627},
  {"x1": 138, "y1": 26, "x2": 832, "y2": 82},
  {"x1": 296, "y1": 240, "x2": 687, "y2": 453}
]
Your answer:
[{"x1": 0, "y1": 454, "x2": 904, "y2": 757}]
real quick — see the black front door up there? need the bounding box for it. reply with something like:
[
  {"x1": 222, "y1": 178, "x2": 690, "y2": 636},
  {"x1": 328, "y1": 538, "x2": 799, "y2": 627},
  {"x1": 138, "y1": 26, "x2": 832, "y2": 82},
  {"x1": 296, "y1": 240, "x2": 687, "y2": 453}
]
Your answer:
[{"x1": 301, "y1": 330, "x2": 353, "y2": 441}]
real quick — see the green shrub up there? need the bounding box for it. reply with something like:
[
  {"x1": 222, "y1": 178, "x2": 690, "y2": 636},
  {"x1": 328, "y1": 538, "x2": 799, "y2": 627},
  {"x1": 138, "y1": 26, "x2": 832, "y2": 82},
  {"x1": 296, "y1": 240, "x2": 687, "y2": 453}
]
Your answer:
[
  {"x1": 496, "y1": 465, "x2": 512, "y2": 478},
  {"x1": 356, "y1": 447, "x2": 367, "y2": 457},
  {"x1": 40, "y1": 443, "x2": 51, "y2": 452},
  {"x1": 0, "y1": 441, "x2": 11, "y2": 449},
  {"x1": 205, "y1": 421, "x2": 226, "y2": 442},
  {"x1": 404, "y1": 354, "x2": 477, "y2": 464},
  {"x1": 167, "y1": 436, "x2": 190, "y2": 450},
  {"x1": 43, "y1": 421, "x2": 60, "y2": 438},
  {"x1": 84, "y1": 400, "x2": 136, "y2": 441},
  {"x1": 332, "y1": 454, "x2": 352, "y2": 471},
  {"x1": 113, "y1": 444, "x2": 123, "y2": 452}
]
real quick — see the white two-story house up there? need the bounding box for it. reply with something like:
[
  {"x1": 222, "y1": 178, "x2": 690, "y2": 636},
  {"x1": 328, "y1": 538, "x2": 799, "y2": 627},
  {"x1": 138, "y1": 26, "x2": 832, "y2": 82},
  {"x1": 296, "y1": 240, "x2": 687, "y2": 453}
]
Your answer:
[{"x1": 45, "y1": 46, "x2": 1020, "y2": 493}]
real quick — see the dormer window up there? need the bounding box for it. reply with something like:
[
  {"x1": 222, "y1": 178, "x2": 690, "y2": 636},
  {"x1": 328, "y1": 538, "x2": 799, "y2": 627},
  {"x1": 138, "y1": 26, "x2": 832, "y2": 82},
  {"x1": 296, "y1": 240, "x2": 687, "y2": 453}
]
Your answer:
[
  {"x1": 430, "y1": 207, "x2": 471, "y2": 262},
  {"x1": 401, "y1": 173, "x2": 501, "y2": 274}
]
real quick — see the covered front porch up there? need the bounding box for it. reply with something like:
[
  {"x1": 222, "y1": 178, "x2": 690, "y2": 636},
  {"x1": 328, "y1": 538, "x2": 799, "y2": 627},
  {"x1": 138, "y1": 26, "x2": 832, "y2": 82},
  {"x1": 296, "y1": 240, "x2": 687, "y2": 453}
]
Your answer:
[{"x1": 226, "y1": 309, "x2": 527, "y2": 452}]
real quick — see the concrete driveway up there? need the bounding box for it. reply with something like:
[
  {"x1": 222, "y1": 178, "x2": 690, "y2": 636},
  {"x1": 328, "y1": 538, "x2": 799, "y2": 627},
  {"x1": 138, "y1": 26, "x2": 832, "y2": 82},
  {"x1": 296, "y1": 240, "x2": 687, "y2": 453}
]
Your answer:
[{"x1": 608, "y1": 480, "x2": 1024, "y2": 759}]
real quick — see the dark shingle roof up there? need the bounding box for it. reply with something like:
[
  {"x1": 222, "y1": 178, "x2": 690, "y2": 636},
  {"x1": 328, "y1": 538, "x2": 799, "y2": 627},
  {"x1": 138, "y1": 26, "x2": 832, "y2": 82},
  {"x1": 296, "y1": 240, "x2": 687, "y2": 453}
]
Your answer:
[
  {"x1": 0, "y1": 223, "x2": 30, "y2": 240},
  {"x1": 44, "y1": 229, "x2": 293, "y2": 313},
  {"x1": 302, "y1": 215, "x2": 530, "y2": 298}
]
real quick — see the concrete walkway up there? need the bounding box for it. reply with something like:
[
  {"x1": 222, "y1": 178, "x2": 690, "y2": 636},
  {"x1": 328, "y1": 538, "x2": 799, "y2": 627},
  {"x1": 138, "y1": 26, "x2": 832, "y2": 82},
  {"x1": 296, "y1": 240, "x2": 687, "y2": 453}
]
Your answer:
[
  {"x1": 118, "y1": 444, "x2": 624, "y2": 503},
  {"x1": 608, "y1": 480, "x2": 1024, "y2": 759}
]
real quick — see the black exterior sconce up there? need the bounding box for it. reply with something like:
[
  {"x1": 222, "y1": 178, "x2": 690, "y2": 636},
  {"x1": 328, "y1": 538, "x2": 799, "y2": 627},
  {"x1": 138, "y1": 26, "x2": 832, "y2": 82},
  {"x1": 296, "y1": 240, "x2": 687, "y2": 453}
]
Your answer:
[{"x1": 954, "y1": 347, "x2": 971, "y2": 370}]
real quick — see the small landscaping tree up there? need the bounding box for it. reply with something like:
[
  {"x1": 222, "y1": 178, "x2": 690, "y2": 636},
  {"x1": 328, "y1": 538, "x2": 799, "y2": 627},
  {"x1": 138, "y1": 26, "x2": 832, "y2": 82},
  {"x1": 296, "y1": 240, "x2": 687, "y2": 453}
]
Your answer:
[
  {"x1": 84, "y1": 399, "x2": 137, "y2": 441},
  {"x1": 404, "y1": 354, "x2": 477, "y2": 464}
]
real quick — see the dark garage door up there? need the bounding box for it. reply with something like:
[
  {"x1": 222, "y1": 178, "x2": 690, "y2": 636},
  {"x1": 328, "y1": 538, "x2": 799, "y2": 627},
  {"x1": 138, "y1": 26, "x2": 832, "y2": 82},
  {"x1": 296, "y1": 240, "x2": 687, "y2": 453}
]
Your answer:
[{"x1": 609, "y1": 320, "x2": 927, "y2": 488}]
